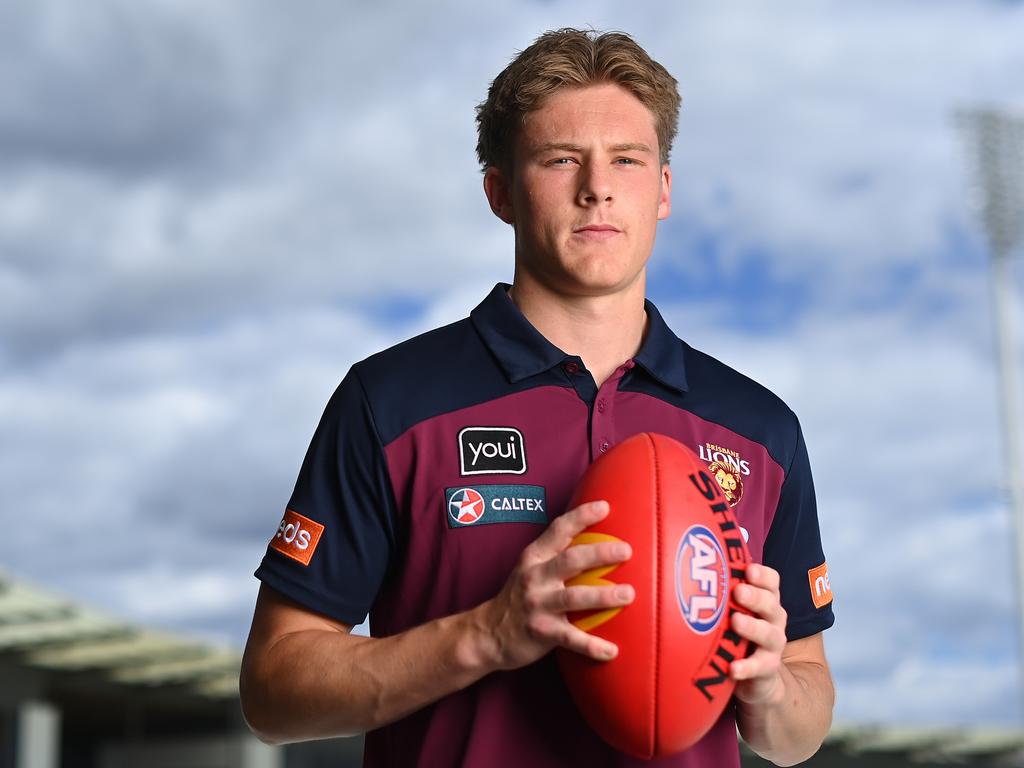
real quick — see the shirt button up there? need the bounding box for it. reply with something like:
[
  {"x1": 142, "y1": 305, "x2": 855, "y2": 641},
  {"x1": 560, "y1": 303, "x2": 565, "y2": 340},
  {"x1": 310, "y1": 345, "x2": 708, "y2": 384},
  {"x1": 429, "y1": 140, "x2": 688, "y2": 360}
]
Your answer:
[
  {"x1": 597, "y1": 399, "x2": 607, "y2": 413},
  {"x1": 600, "y1": 441, "x2": 610, "y2": 453},
  {"x1": 564, "y1": 361, "x2": 580, "y2": 375}
]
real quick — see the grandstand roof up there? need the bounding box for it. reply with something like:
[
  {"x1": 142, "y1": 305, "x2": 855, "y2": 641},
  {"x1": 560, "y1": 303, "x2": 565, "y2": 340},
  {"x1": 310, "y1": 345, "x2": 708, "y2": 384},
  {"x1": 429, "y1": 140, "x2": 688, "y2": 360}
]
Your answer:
[
  {"x1": 740, "y1": 723, "x2": 1024, "y2": 766},
  {"x1": 0, "y1": 571, "x2": 240, "y2": 701}
]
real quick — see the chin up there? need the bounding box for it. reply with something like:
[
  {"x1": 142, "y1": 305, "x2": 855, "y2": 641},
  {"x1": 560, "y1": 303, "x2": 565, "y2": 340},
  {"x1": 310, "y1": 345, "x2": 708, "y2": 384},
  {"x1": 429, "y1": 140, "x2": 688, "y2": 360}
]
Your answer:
[
  {"x1": 555, "y1": 273, "x2": 643, "y2": 298},
  {"x1": 518, "y1": 247, "x2": 646, "y2": 297}
]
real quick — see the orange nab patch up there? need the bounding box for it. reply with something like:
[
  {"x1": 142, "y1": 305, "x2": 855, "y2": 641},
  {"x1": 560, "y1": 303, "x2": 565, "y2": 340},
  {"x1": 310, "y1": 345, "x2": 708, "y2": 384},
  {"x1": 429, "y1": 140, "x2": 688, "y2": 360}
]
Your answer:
[
  {"x1": 807, "y1": 562, "x2": 833, "y2": 609},
  {"x1": 269, "y1": 509, "x2": 325, "y2": 566}
]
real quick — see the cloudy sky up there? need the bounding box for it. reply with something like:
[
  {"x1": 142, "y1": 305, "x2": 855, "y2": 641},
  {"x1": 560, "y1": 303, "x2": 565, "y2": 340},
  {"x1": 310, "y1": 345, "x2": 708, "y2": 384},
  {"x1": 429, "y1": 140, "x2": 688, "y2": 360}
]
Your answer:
[{"x1": 3, "y1": 0, "x2": 1024, "y2": 729}]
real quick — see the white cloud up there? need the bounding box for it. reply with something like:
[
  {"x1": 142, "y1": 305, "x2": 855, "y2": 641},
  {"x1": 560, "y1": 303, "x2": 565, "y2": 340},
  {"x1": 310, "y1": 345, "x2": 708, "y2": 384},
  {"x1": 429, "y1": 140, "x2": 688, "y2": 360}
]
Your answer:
[
  {"x1": 840, "y1": 655, "x2": 1021, "y2": 726},
  {"x1": 661, "y1": 280, "x2": 1022, "y2": 724}
]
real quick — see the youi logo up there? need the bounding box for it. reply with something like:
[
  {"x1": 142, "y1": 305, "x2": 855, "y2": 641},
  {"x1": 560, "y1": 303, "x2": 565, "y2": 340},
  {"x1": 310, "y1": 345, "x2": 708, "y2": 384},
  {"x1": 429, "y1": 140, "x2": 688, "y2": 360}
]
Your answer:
[
  {"x1": 458, "y1": 427, "x2": 527, "y2": 475},
  {"x1": 675, "y1": 524, "x2": 729, "y2": 635}
]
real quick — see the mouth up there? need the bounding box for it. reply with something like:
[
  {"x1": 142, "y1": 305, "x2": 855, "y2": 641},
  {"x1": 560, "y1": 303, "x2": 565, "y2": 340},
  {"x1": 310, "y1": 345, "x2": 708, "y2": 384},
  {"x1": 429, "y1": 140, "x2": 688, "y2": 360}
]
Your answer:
[{"x1": 573, "y1": 224, "x2": 621, "y2": 241}]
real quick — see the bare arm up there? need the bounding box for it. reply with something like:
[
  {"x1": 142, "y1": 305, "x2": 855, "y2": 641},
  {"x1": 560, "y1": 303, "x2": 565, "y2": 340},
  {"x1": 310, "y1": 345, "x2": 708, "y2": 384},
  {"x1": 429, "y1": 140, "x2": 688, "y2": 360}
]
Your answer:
[
  {"x1": 239, "y1": 585, "x2": 489, "y2": 742},
  {"x1": 730, "y1": 565, "x2": 835, "y2": 766},
  {"x1": 239, "y1": 500, "x2": 634, "y2": 744}
]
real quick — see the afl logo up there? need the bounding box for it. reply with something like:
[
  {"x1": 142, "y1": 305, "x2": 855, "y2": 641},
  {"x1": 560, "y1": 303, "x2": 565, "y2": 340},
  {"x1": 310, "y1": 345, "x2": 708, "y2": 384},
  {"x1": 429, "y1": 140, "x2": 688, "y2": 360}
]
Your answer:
[
  {"x1": 448, "y1": 488, "x2": 486, "y2": 525},
  {"x1": 675, "y1": 525, "x2": 729, "y2": 635}
]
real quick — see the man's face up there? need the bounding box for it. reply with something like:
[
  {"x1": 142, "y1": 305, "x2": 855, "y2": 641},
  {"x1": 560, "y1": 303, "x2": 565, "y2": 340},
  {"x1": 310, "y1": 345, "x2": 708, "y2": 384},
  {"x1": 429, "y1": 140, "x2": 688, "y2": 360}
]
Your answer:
[{"x1": 485, "y1": 82, "x2": 672, "y2": 298}]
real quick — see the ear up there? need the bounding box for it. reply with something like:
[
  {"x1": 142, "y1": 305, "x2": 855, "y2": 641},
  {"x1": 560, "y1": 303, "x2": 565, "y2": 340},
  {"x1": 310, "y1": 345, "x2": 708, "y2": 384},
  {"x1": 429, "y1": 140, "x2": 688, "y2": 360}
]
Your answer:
[
  {"x1": 657, "y1": 163, "x2": 672, "y2": 221},
  {"x1": 483, "y1": 166, "x2": 515, "y2": 225}
]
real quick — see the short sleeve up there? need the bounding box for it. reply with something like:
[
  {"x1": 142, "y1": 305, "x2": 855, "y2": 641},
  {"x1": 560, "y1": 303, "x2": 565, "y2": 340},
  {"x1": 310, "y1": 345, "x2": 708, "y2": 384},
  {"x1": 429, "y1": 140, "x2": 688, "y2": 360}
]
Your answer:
[
  {"x1": 254, "y1": 366, "x2": 398, "y2": 626},
  {"x1": 762, "y1": 421, "x2": 835, "y2": 641}
]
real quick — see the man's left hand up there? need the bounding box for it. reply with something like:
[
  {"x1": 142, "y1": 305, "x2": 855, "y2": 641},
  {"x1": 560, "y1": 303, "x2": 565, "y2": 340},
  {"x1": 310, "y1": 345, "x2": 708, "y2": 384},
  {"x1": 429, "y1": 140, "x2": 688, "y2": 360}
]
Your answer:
[{"x1": 729, "y1": 563, "x2": 788, "y2": 706}]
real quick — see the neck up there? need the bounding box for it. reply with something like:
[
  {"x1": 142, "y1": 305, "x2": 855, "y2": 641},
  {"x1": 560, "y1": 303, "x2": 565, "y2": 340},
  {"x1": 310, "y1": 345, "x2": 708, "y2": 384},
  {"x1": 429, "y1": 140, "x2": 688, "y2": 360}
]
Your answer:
[{"x1": 508, "y1": 273, "x2": 648, "y2": 388}]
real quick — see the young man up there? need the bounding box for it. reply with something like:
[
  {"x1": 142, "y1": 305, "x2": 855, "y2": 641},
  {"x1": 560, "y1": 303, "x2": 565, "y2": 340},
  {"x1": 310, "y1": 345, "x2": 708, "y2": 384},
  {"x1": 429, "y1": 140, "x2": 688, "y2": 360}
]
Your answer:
[{"x1": 241, "y1": 28, "x2": 835, "y2": 767}]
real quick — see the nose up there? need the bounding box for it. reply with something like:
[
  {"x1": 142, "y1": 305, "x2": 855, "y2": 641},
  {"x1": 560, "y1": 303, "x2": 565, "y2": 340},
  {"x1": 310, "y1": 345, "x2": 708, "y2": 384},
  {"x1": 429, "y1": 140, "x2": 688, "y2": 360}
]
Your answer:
[{"x1": 576, "y1": 158, "x2": 613, "y2": 206}]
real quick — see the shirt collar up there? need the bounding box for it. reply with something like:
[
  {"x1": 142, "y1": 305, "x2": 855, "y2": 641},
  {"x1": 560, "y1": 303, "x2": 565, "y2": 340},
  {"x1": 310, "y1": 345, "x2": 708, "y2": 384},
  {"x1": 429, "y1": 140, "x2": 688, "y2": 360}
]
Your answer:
[
  {"x1": 633, "y1": 298, "x2": 689, "y2": 393},
  {"x1": 470, "y1": 282, "x2": 689, "y2": 393},
  {"x1": 471, "y1": 283, "x2": 566, "y2": 382}
]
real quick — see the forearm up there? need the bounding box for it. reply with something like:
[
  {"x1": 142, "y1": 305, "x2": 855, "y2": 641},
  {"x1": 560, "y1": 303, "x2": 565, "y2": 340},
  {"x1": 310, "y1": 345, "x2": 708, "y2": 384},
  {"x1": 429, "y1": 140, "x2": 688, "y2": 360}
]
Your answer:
[
  {"x1": 241, "y1": 604, "x2": 497, "y2": 743},
  {"x1": 736, "y1": 658, "x2": 834, "y2": 766},
  {"x1": 241, "y1": 502, "x2": 632, "y2": 745}
]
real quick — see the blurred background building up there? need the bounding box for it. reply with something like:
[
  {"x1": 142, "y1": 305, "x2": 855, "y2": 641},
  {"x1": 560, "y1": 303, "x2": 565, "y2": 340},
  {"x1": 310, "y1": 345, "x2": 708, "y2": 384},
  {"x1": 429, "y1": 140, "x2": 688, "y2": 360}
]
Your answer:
[{"x1": 0, "y1": 571, "x2": 364, "y2": 767}]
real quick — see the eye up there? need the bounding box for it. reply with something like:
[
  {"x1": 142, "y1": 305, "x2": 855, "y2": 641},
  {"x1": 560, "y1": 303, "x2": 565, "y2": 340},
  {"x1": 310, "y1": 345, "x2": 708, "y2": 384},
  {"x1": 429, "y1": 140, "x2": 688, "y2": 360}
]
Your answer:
[
  {"x1": 615, "y1": 157, "x2": 639, "y2": 165},
  {"x1": 548, "y1": 157, "x2": 577, "y2": 166}
]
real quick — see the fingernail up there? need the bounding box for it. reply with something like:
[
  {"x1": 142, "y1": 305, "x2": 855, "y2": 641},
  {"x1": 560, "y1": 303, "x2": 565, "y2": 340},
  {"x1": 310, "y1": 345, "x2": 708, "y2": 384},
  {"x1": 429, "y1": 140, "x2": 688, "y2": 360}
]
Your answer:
[
  {"x1": 614, "y1": 543, "x2": 631, "y2": 559},
  {"x1": 615, "y1": 585, "x2": 634, "y2": 601},
  {"x1": 602, "y1": 645, "x2": 617, "y2": 660}
]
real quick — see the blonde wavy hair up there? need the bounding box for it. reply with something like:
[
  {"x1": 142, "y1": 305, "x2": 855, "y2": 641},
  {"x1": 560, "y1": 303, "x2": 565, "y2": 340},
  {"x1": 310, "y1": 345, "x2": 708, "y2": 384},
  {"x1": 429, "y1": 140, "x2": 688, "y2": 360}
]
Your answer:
[{"x1": 475, "y1": 28, "x2": 681, "y2": 172}]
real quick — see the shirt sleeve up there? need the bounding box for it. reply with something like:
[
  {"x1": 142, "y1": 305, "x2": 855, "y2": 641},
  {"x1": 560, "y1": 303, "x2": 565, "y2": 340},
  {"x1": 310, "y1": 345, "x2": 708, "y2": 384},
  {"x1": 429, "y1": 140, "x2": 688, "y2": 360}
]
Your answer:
[
  {"x1": 254, "y1": 365, "x2": 398, "y2": 626},
  {"x1": 761, "y1": 420, "x2": 835, "y2": 641}
]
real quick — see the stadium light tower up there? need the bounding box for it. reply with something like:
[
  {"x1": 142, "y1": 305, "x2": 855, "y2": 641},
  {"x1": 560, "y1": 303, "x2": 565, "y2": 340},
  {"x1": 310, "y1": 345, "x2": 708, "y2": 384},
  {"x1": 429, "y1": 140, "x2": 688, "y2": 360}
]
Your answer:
[{"x1": 958, "y1": 108, "x2": 1024, "y2": 717}]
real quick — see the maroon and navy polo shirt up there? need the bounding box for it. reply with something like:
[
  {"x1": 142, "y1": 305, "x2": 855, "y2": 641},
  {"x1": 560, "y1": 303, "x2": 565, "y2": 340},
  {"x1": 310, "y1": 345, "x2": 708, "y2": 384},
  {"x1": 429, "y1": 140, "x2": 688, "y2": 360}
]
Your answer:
[{"x1": 255, "y1": 282, "x2": 834, "y2": 768}]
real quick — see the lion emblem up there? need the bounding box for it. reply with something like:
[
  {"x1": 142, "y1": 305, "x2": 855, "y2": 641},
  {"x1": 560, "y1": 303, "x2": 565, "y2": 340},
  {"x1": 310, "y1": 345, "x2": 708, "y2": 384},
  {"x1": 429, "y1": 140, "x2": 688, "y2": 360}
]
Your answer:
[{"x1": 708, "y1": 460, "x2": 744, "y2": 507}]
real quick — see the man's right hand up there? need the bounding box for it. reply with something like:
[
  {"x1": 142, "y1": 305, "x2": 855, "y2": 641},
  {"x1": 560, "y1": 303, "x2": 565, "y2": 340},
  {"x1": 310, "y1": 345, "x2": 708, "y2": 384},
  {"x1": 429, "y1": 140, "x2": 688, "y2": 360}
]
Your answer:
[
  {"x1": 479, "y1": 499, "x2": 635, "y2": 670},
  {"x1": 242, "y1": 499, "x2": 634, "y2": 743}
]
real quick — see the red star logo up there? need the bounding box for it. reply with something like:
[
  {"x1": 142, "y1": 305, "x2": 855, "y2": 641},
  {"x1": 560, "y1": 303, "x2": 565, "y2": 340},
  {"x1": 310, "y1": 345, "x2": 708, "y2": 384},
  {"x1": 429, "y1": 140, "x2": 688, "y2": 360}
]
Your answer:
[{"x1": 449, "y1": 488, "x2": 485, "y2": 524}]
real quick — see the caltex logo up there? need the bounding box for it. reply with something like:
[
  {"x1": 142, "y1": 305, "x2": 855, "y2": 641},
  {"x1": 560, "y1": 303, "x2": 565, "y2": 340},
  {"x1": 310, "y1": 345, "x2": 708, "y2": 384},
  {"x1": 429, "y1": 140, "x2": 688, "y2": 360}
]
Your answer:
[
  {"x1": 675, "y1": 524, "x2": 729, "y2": 635},
  {"x1": 448, "y1": 488, "x2": 486, "y2": 525}
]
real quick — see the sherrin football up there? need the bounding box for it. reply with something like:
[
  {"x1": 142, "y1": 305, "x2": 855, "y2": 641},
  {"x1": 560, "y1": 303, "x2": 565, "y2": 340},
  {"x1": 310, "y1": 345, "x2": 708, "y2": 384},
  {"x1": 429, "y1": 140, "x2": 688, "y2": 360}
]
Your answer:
[{"x1": 557, "y1": 432, "x2": 753, "y2": 759}]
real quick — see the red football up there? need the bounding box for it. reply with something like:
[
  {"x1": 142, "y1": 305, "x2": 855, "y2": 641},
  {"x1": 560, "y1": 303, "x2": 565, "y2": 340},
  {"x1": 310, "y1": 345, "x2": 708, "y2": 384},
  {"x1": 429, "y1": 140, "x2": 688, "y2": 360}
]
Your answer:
[{"x1": 557, "y1": 432, "x2": 752, "y2": 759}]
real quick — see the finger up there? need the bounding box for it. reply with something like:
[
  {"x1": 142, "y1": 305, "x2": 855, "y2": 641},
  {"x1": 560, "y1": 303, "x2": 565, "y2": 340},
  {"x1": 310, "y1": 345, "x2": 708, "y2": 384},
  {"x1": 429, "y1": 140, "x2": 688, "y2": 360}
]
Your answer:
[
  {"x1": 552, "y1": 618, "x2": 621, "y2": 661},
  {"x1": 547, "y1": 583, "x2": 635, "y2": 613},
  {"x1": 543, "y1": 539, "x2": 632, "y2": 582},
  {"x1": 744, "y1": 563, "x2": 780, "y2": 592},
  {"x1": 527, "y1": 501, "x2": 609, "y2": 561},
  {"x1": 731, "y1": 611, "x2": 786, "y2": 654},
  {"x1": 525, "y1": 612, "x2": 619, "y2": 660},
  {"x1": 730, "y1": 646, "x2": 782, "y2": 681},
  {"x1": 732, "y1": 583, "x2": 786, "y2": 627}
]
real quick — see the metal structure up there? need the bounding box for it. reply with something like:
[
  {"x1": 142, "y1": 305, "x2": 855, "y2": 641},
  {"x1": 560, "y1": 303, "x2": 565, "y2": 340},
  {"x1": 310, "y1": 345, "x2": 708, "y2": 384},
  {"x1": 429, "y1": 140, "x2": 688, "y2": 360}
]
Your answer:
[
  {"x1": 742, "y1": 724, "x2": 1024, "y2": 767},
  {"x1": 958, "y1": 108, "x2": 1024, "y2": 721},
  {"x1": 0, "y1": 571, "x2": 370, "y2": 768},
  {"x1": 0, "y1": 571, "x2": 241, "y2": 699},
  {"x1": 0, "y1": 570, "x2": 258, "y2": 768}
]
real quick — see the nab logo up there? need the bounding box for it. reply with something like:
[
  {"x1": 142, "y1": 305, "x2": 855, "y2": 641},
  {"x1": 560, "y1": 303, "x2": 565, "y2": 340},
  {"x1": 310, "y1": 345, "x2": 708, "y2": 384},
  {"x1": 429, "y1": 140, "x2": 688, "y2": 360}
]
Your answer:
[
  {"x1": 269, "y1": 509, "x2": 324, "y2": 566},
  {"x1": 807, "y1": 562, "x2": 833, "y2": 609},
  {"x1": 459, "y1": 427, "x2": 527, "y2": 476},
  {"x1": 448, "y1": 488, "x2": 486, "y2": 525},
  {"x1": 675, "y1": 525, "x2": 728, "y2": 635}
]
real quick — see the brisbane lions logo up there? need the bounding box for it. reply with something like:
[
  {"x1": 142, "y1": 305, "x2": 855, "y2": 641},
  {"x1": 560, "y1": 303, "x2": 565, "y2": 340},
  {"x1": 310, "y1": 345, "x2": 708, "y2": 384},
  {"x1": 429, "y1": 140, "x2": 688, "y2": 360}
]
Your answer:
[
  {"x1": 697, "y1": 442, "x2": 749, "y2": 508},
  {"x1": 708, "y1": 460, "x2": 744, "y2": 507}
]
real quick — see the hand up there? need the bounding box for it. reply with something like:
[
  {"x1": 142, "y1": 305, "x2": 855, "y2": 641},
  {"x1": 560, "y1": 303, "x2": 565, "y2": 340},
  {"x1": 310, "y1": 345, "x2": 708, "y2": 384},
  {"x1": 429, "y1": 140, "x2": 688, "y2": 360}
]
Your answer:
[
  {"x1": 730, "y1": 563, "x2": 788, "y2": 706},
  {"x1": 481, "y1": 500, "x2": 634, "y2": 670}
]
